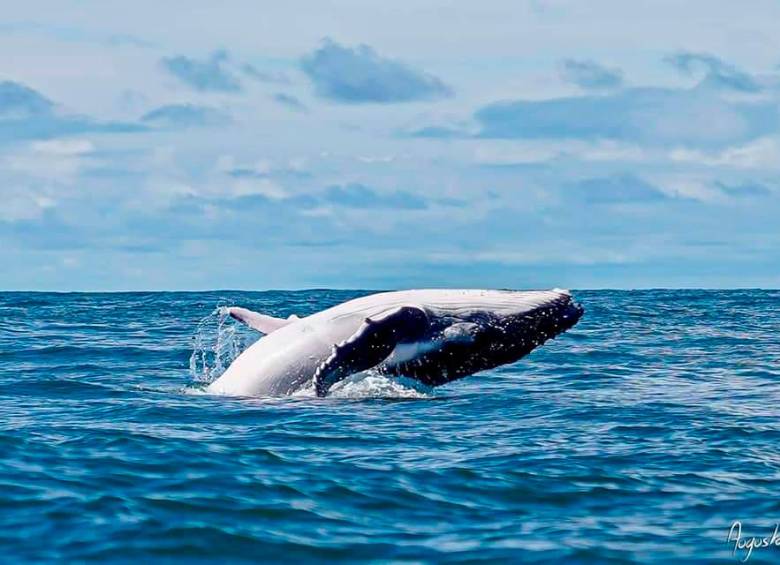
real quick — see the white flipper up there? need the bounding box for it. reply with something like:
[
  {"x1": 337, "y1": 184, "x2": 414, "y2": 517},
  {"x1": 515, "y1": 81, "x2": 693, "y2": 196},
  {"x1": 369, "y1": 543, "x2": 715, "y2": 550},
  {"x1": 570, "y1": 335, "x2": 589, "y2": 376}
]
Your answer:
[{"x1": 224, "y1": 307, "x2": 298, "y2": 334}]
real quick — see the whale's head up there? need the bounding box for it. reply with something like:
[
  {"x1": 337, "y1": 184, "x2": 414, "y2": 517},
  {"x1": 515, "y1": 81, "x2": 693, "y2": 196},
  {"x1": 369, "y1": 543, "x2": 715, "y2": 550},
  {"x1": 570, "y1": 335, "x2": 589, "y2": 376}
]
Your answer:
[
  {"x1": 484, "y1": 288, "x2": 584, "y2": 352},
  {"x1": 392, "y1": 289, "x2": 584, "y2": 385}
]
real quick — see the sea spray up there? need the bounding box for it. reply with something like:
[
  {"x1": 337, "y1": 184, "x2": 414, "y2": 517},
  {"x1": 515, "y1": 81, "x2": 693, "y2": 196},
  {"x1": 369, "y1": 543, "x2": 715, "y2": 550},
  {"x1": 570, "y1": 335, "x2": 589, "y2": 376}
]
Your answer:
[
  {"x1": 188, "y1": 305, "x2": 249, "y2": 383},
  {"x1": 291, "y1": 369, "x2": 434, "y2": 399}
]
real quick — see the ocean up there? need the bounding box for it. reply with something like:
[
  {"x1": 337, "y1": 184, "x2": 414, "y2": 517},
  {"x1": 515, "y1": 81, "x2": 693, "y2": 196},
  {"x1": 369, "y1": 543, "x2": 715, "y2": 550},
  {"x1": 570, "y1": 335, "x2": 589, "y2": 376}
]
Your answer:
[{"x1": 1, "y1": 289, "x2": 778, "y2": 563}]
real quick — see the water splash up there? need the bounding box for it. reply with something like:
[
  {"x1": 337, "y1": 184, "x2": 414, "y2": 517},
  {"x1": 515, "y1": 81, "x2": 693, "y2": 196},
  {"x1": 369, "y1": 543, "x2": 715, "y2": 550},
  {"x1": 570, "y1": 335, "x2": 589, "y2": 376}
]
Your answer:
[
  {"x1": 331, "y1": 373, "x2": 434, "y2": 399},
  {"x1": 292, "y1": 370, "x2": 434, "y2": 399},
  {"x1": 188, "y1": 305, "x2": 249, "y2": 384}
]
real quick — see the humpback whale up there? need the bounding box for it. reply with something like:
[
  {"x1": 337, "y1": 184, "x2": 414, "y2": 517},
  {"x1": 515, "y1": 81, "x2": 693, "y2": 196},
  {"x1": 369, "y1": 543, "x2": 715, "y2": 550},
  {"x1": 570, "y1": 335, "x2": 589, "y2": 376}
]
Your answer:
[{"x1": 206, "y1": 289, "x2": 583, "y2": 397}]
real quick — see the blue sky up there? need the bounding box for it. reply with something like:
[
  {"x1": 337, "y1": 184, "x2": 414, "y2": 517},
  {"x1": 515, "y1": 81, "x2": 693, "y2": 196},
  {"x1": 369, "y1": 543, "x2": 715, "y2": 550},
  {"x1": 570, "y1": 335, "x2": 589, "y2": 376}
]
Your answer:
[{"x1": 1, "y1": 1, "x2": 779, "y2": 290}]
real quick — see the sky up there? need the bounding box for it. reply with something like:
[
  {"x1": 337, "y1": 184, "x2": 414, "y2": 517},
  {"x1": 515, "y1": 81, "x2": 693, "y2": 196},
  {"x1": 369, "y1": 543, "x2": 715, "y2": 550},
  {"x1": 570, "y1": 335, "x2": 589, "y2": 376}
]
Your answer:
[{"x1": 2, "y1": 1, "x2": 780, "y2": 290}]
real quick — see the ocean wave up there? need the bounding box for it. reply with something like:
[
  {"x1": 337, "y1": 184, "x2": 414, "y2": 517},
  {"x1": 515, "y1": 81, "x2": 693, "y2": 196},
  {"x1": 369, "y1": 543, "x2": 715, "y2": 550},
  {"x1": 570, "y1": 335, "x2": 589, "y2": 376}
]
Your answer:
[{"x1": 2, "y1": 289, "x2": 779, "y2": 562}]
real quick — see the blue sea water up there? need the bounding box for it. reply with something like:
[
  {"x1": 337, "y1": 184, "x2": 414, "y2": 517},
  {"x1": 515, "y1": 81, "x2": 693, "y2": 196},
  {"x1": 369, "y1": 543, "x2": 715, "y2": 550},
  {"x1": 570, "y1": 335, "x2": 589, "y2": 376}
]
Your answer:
[{"x1": 1, "y1": 289, "x2": 779, "y2": 563}]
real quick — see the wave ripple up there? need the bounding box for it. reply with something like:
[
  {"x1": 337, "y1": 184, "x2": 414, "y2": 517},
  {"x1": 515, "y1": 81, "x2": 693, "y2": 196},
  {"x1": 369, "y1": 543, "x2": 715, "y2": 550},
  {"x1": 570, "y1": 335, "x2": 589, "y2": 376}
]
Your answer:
[{"x1": 1, "y1": 289, "x2": 779, "y2": 562}]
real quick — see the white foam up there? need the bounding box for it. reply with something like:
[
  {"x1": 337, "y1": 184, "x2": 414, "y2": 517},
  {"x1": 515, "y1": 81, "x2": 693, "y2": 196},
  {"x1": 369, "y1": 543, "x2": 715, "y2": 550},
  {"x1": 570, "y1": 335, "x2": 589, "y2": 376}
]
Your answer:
[
  {"x1": 181, "y1": 385, "x2": 210, "y2": 395},
  {"x1": 292, "y1": 371, "x2": 433, "y2": 399}
]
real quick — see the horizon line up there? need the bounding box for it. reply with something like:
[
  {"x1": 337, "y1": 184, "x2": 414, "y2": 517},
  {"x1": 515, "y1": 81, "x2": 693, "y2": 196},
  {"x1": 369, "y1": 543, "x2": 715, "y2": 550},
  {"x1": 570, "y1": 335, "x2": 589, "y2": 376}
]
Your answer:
[{"x1": 0, "y1": 286, "x2": 778, "y2": 294}]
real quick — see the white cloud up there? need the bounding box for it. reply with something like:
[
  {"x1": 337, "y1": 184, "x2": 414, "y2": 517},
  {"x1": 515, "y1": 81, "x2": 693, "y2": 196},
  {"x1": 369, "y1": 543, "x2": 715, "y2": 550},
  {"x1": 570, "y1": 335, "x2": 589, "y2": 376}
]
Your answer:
[
  {"x1": 670, "y1": 137, "x2": 780, "y2": 170},
  {"x1": 647, "y1": 173, "x2": 724, "y2": 202},
  {"x1": 473, "y1": 140, "x2": 648, "y2": 165},
  {"x1": 0, "y1": 138, "x2": 97, "y2": 221},
  {"x1": 30, "y1": 138, "x2": 94, "y2": 155},
  {"x1": 473, "y1": 142, "x2": 561, "y2": 165},
  {"x1": 4, "y1": 137, "x2": 95, "y2": 181},
  {"x1": 357, "y1": 154, "x2": 396, "y2": 164},
  {"x1": 426, "y1": 247, "x2": 637, "y2": 267},
  {"x1": 230, "y1": 178, "x2": 288, "y2": 199},
  {"x1": 0, "y1": 187, "x2": 56, "y2": 221}
]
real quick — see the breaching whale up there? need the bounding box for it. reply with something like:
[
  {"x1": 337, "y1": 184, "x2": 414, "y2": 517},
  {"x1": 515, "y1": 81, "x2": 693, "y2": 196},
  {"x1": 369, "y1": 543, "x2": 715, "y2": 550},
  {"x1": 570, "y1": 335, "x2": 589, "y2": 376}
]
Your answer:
[{"x1": 206, "y1": 289, "x2": 583, "y2": 397}]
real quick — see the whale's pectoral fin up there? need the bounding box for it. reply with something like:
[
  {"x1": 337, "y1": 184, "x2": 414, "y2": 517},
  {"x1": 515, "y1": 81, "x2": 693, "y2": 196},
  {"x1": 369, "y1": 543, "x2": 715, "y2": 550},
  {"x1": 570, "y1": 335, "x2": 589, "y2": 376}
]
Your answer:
[
  {"x1": 224, "y1": 306, "x2": 297, "y2": 334},
  {"x1": 313, "y1": 306, "x2": 429, "y2": 397}
]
